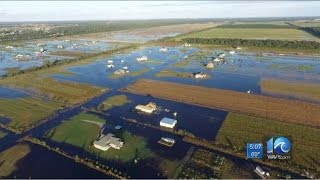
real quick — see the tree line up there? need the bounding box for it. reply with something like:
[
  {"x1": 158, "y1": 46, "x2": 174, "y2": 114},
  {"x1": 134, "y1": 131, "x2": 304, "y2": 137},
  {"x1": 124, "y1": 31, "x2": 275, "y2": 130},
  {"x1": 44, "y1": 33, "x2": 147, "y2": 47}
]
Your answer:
[
  {"x1": 0, "y1": 19, "x2": 215, "y2": 42},
  {"x1": 300, "y1": 27, "x2": 320, "y2": 38},
  {"x1": 179, "y1": 38, "x2": 320, "y2": 49}
]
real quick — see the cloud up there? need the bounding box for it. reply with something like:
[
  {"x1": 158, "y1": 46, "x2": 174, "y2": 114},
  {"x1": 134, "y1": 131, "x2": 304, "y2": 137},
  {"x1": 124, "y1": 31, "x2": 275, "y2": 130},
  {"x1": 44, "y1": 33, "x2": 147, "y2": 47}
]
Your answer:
[{"x1": 0, "y1": 1, "x2": 319, "y2": 22}]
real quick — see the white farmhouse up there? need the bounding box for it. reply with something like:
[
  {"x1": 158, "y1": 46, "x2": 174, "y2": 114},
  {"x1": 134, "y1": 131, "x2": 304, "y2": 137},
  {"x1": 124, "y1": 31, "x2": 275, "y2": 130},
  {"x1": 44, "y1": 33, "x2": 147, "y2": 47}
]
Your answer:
[
  {"x1": 135, "y1": 102, "x2": 157, "y2": 114},
  {"x1": 93, "y1": 133, "x2": 123, "y2": 151}
]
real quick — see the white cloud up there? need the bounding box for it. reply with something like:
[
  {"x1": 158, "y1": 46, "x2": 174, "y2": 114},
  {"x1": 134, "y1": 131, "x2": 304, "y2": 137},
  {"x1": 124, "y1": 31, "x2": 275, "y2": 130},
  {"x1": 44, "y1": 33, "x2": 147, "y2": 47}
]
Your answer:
[{"x1": 0, "y1": 1, "x2": 319, "y2": 22}]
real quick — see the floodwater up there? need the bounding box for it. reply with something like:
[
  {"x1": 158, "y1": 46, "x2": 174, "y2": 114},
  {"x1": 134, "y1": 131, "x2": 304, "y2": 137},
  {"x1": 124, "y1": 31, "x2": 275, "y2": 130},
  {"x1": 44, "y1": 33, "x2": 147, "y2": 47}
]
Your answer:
[
  {"x1": 7, "y1": 142, "x2": 113, "y2": 179},
  {"x1": 0, "y1": 44, "x2": 318, "y2": 178},
  {"x1": 52, "y1": 46, "x2": 320, "y2": 95},
  {"x1": 0, "y1": 39, "x2": 120, "y2": 75},
  {"x1": 0, "y1": 86, "x2": 28, "y2": 99}
]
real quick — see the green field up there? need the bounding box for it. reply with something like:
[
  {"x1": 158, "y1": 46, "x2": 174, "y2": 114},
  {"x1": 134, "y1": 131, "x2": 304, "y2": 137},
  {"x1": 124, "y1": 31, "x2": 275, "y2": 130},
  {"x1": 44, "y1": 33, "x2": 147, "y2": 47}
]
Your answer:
[
  {"x1": 46, "y1": 112, "x2": 153, "y2": 162},
  {"x1": 217, "y1": 23, "x2": 294, "y2": 29},
  {"x1": 46, "y1": 113, "x2": 104, "y2": 148},
  {"x1": 175, "y1": 28, "x2": 318, "y2": 41},
  {"x1": 215, "y1": 113, "x2": 320, "y2": 171},
  {"x1": 261, "y1": 79, "x2": 320, "y2": 102},
  {"x1": 0, "y1": 97, "x2": 62, "y2": 132},
  {"x1": 98, "y1": 95, "x2": 131, "y2": 111},
  {"x1": 0, "y1": 143, "x2": 31, "y2": 177}
]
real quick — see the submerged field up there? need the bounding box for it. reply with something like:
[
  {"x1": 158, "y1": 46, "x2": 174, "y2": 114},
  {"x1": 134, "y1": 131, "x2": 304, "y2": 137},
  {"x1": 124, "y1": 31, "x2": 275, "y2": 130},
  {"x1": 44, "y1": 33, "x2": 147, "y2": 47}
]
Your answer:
[
  {"x1": 0, "y1": 143, "x2": 31, "y2": 177},
  {"x1": 121, "y1": 79, "x2": 320, "y2": 127},
  {"x1": 0, "y1": 97, "x2": 62, "y2": 132},
  {"x1": 215, "y1": 113, "x2": 320, "y2": 172},
  {"x1": 174, "y1": 27, "x2": 318, "y2": 41},
  {"x1": 261, "y1": 78, "x2": 320, "y2": 102}
]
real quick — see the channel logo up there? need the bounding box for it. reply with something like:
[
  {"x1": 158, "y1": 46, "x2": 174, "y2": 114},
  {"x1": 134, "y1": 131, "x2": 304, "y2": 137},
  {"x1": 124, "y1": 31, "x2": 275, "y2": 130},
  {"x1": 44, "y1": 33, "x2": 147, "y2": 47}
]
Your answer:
[{"x1": 266, "y1": 136, "x2": 291, "y2": 160}]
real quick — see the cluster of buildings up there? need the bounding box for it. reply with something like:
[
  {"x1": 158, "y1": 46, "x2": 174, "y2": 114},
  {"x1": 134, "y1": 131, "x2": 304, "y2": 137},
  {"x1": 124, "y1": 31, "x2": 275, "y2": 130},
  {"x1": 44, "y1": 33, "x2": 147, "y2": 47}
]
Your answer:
[
  {"x1": 135, "y1": 102, "x2": 177, "y2": 129},
  {"x1": 136, "y1": 56, "x2": 148, "y2": 62},
  {"x1": 107, "y1": 59, "x2": 130, "y2": 75}
]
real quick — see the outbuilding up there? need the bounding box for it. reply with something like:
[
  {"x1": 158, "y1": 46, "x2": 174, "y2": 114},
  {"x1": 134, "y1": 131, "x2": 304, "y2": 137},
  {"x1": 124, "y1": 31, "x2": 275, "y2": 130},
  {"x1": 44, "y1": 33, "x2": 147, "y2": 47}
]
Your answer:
[{"x1": 160, "y1": 117, "x2": 177, "y2": 128}]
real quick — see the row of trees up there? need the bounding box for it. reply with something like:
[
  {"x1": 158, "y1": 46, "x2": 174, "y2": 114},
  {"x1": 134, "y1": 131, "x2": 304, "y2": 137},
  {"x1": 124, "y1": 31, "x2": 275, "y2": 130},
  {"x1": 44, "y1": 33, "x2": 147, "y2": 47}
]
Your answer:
[
  {"x1": 180, "y1": 38, "x2": 320, "y2": 49},
  {"x1": 300, "y1": 27, "x2": 320, "y2": 38},
  {"x1": 0, "y1": 19, "x2": 215, "y2": 42}
]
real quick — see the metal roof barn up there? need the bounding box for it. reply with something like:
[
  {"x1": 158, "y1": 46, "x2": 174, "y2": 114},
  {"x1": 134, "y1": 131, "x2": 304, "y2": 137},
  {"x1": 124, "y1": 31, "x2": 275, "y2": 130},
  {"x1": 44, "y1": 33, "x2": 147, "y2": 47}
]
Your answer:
[{"x1": 160, "y1": 117, "x2": 177, "y2": 128}]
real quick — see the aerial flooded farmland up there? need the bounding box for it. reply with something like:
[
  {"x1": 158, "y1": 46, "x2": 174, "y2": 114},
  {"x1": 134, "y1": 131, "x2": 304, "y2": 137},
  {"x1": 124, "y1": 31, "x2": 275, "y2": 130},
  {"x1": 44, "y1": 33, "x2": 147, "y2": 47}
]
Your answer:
[{"x1": 0, "y1": 1, "x2": 320, "y2": 179}]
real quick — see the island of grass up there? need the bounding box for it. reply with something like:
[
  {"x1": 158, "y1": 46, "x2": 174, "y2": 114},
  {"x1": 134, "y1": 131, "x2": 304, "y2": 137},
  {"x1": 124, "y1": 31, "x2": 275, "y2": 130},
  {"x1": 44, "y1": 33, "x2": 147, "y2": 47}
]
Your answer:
[
  {"x1": 0, "y1": 143, "x2": 31, "y2": 177},
  {"x1": 155, "y1": 69, "x2": 210, "y2": 79},
  {"x1": 49, "y1": 51, "x2": 95, "y2": 58},
  {"x1": 155, "y1": 70, "x2": 193, "y2": 78},
  {"x1": 215, "y1": 112, "x2": 320, "y2": 173},
  {"x1": 97, "y1": 95, "x2": 131, "y2": 111},
  {"x1": 45, "y1": 112, "x2": 154, "y2": 162},
  {"x1": 261, "y1": 78, "x2": 320, "y2": 102},
  {"x1": 109, "y1": 68, "x2": 150, "y2": 79},
  {"x1": 172, "y1": 60, "x2": 191, "y2": 68},
  {"x1": 0, "y1": 97, "x2": 62, "y2": 133}
]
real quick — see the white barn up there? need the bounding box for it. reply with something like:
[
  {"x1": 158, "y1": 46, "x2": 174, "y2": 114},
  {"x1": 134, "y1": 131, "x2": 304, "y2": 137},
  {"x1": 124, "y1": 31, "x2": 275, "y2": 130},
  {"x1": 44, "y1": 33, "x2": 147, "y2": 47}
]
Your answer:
[{"x1": 160, "y1": 117, "x2": 177, "y2": 128}]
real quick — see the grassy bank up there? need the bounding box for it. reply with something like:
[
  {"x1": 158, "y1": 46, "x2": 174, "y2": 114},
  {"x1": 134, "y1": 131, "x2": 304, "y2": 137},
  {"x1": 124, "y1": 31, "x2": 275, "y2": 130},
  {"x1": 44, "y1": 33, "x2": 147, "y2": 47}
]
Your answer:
[
  {"x1": 261, "y1": 79, "x2": 320, "y2": 102},
  {"x1": 215, "y1": 113, "x2": 320, "y2": 172},
  {"x1": 46, "y1": 112, "x2": 153, "y2": 162},
  {"x1": 0, "y1": 97, "x2": 62, "y2": 133},
  {"x1": 98, "y1": 95, "x2": 131, "y2": 111},
  {"x1": 121, "y1": 79, "x2": 320, "y2": 127},
  {"x1": 0, "y1": 143, "x2": 31, "y2": 177}
]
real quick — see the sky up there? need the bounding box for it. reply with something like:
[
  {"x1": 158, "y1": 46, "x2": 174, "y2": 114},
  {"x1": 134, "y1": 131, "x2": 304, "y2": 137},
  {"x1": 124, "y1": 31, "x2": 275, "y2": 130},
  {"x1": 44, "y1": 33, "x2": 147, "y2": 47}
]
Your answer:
[{"x1": 0, "y1": 1, "x2": 320, "y2": 22}]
